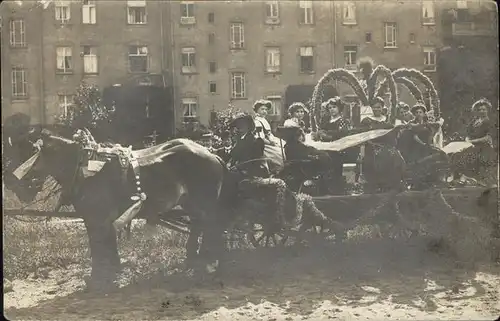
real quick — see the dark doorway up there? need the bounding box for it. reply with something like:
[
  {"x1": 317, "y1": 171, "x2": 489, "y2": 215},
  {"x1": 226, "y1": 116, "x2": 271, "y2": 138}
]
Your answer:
[{"x1": 102, "y1": 85, "x2": 174, "y2": 149}]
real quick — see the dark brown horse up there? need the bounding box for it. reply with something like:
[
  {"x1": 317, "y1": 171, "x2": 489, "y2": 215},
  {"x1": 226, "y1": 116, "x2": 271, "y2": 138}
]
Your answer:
[{"x1": 3, "y1": 126, "x2": 227, "y2": 290}]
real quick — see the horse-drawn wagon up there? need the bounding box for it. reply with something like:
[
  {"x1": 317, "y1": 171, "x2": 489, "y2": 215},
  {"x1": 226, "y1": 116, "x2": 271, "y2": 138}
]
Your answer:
[{"x1": 2, "y1": 63, "x2": 498, "y2": 291}]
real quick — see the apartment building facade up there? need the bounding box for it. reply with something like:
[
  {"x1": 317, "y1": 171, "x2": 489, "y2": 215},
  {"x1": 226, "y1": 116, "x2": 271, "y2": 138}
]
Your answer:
[
  {"x1": 333, "y1": 0, "x2": 443, "y2": 105},
  {"x1": 1, "y1": 0, "x2": 175, "y2": 141},
  {"x1": 2, "y1": 0, "x2": 455, "y2": 130}
]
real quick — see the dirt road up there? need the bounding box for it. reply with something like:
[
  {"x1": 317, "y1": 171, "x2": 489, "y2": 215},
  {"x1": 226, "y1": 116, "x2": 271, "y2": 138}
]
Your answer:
[{"x1": 5, "y1": 237, "x2": 500, "y2": 320}]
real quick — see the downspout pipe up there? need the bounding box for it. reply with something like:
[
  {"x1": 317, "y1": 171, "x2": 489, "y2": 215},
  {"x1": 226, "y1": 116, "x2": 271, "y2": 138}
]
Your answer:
[
  {"x1": 39, "y1": 5, "x2": 46, "y2": 125},
  {"x1": 169, "y1": 2, "x2": 177, "y2": 136}
]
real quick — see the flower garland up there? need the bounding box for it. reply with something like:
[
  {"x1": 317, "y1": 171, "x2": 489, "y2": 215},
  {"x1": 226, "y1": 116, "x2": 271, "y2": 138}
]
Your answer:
[
  {"x1": 376, "y1": 76, "x2": 424, "y2": 103},
  {"x1": 311, "y1": 68, "x2": 369, "y2": 132},
  {"x1": 366, "y1": 65, "x2": 399, "y2": 124},
  {"x1": 390, "y1": 68, "x2": 441, "y2": 118}
]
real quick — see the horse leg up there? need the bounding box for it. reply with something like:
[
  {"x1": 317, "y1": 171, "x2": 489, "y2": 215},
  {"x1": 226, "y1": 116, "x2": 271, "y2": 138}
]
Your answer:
[{"x1": 83, "y1": 214, "x2": 121, "y2": 291}]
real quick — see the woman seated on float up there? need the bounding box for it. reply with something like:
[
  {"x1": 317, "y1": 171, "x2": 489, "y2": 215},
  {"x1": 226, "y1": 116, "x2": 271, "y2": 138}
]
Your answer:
[
  {"x1": 360, "y1": 97, "x2": 394, "y2": 130},
  {"x1": 394, "y1": 102, "x2": 414, "y2": 126},
  {"x1": 279, "y1": 122, "x2": 332, "y2": 192},
  {"x1": 315, "y1": 97, "x2": 353, "y2": 141},
  {"x1": 253, "y1": 99, "x2": 279, "y2": 146},
  {"x1": 450, "y1": 98, "x2": 496, "y2": 185},
  {"x1": 227, "y1": 113, "x2": 270, "y2": 178},
  {"x1": 283, "y1": 102, "x2": 311, "y2": 134}
]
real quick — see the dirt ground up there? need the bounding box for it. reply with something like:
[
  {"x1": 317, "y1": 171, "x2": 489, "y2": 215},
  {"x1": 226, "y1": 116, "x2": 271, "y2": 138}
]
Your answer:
[{"x1": 4, "y1": 233, "x2": 500, "y2": 321}]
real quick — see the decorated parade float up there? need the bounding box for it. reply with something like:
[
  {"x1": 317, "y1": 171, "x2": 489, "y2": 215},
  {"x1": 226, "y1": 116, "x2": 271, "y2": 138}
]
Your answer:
[{"x1": 2, "y1": 61, "x2": 498, "y2": 290}]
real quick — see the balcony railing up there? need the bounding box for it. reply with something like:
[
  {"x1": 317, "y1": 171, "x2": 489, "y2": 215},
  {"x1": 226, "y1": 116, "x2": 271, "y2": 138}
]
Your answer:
[{"x1": 452, "y1": 22, "x2": 495, "y2": 36}]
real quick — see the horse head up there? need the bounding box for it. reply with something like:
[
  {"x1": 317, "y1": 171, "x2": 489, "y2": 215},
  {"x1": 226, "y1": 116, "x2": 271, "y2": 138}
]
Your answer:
[
  {"x1": 4, "y1": 125, "x2": 80, "y2": 203},
  {"x1": 3, "y1": 124, "x2": 47, "y2": 203}
]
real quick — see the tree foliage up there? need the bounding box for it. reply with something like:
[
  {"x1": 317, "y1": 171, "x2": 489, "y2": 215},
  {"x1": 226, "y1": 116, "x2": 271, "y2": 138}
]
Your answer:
[{"x1": 56, "y1": 82, "x2": 115, "y2": 131}]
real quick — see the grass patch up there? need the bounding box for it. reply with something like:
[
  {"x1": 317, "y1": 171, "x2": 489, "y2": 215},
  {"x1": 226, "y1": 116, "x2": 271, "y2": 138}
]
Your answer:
[{"x1": 3, "y1": 216, "x2": 187, "y2": 283}]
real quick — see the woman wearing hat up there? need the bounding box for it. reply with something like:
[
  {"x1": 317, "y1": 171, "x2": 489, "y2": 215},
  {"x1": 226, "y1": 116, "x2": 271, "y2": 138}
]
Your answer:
[
  {"x1": 283, "y1": 102, "x2": 310, "y2": 133},
  {"x1": 228, "y1": 113, "x2": 269, "y2": 178},
  {"x1": 450, "y1": 98, "x2": 496, "y2": 185},
  {"x1": 253, "y1": 99, "x2": 278, "y2": 145},
  {"x1": 316, "y1": 96, "x2": 352, "y2": 142}
]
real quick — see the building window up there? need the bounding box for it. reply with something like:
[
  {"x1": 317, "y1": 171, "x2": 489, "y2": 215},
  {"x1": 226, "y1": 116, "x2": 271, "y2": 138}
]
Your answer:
[
  {"x1": 423, "y1": 47, "x2": 436, "y2": 72},
  {"x1": 409, "y1": 32, "x2": 416, "y2": 43},
  {"x1": 182, "y1": 98, "x2": 198, "y2": 122},
  {"x1": 456, "y1": 0, "x2": 467, "y2": 9},
  {"x1": 231, "y1": 72, "x2": 246, "y2": 99},
  {"x1": 299, "y1": 46, "x2": 314, "y2": 73},
  {"x1": 55, "y1": 0, "x2": 71, "y2": 23},
  {"x1": 299, "y1": 1, "x2": 313, "y2": 24},
  {"x1": 9, "y1": 19, "x2": 26, "y2": 47},
  {"x1": 267, "y1": 96, "x2": 282, "y2": 116},
  {"x1": 82, "y1": 45, "x2": 98, "y2": 74},
  {"x1": 230, "y1": 22, "x2": 244, "y2": 49},
  {"x1": 208, "y1": 12, "x2": 214, "y2": 23},
  {"x1": 58, "y1": 94, "x2": 74, "y2": 117},
  {"x1": 56, "y1": 47, "x2": 73, "y2": 73},
  {"x1": 82, "y1": 0, "x2": 96, "y2": 24},
  {"x1": 344, "y1": 45, "x2": 357, "y2": 70},
  {"x1": 384, "y1": 22, "x2": 397, "y2": 48},
  {"x1": 208, "y1": 32, "x2": 215, "y2": 45},
  {"x1": 422, "y1": 1, "x2": 435, "y2": 25},
  {"x1": 265, "y1": 1, "x2": 279, "y2": 24},
  {"x1": 180, "y1": 2, "x2": 195, "y2": 25},
  {"x1": 365, "y1": 32, "x2": 372, "y2": 43},
  {"x1": 342, "y1": 1, "x2": 356, "y2": 25},
  {"x1": 209, "y1": 81, "x2": 217, "y2": 94},
  {"x1": 266, "y1": 47, "x2": 280, "y2": 73},
  {"x1": 128, "y1": 45, "x2": 148, "y2": 73},
  {"x1": 11, "y1": 67, "x2": 27, "y2": 98},
  {"x1": 209, "y1": 61, "x2": 217, "y2": 73},
  {"x1": 127, "y1": 0, "x2": 147, "y2": 24},
  {"x1": 181, "y1": 47, "x2": 196, "y2": 73}
]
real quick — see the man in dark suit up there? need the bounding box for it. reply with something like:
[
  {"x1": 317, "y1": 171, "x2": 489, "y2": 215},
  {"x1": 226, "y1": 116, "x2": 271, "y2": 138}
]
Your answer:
[{"x1": 228, "y1": 114, "x2": 269, "y2": 178}]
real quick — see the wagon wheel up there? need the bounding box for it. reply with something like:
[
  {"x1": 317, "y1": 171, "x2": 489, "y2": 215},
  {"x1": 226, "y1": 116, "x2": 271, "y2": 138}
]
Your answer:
[{"x1": 247, "y1": 223, "x2": 291, "y2": 248}]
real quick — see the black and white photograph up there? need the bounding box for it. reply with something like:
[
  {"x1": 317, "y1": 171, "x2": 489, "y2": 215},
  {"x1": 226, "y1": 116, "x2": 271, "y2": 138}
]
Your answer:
[{"x1": 2, "y1": 0, "x2": 499, "y2": 319}]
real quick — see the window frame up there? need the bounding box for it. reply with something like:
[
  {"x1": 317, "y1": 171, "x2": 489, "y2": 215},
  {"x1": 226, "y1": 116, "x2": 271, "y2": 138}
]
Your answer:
[
  {"x1": 422, "y1": 1, "x2": 435, "y2": 25},
  {"x1": 266, "y1": 95, "x2": 282, "y2": 116},
  {"x1": 82, "y1": 45, "x2": 98, "y2": 74},
  {"x1": 265, "y1": 1, "x2": 280, "y2": 24},
  {"x1": 58, "y1": 94, "x2": 74, "y2": 118},
  {"x1": 299, "y1": 1, "x2": 313, "y2": 25},
  {"x1": 82, "y1": 0, "x2": 96, "y2": 24},
  {"x1": 299, "y1": 46, "x2": 314, "y2": 73},
  {"x1": 180, "y1": 1, "x2": 196, "y2": 25},
  {"x1": 231, "y1": 72, "x2": 246, "y2": 99},
  {"x1": 342, "y1": 1, "x2": 357, "y2": 25},
  {"x1": 181, "y1": 97, "x2": 198, "y2": 122},
  {"x1": 128, "y1": 45, "x2": 149, "y2": 73},
  {"x1": 209, "y1": 81, "x2": 217, "y2": 94},
  {"x1": 344, "y1": 45, "x2": 358, "y2": 70},
  {"x1": 423, "y1": 46, "x2": 436, "y2": 72},
  {"x1": 9, "y1": 19, "x2": 26, "y2": 47},
  {"x1": 181, "y1": 47, "x2": 197, "y2": 74},
  {"x1": 384, "y1": 22, "x2": 398, "y2": 48},
  {"x1": 56, "y1": 46, "x2": 73, "y2": 73},
  {"x1": 55, "y1": 0, "x2": 71, "y2": 23},
  {"x1": 11, "y1": 67, "x2": 28, "y2": 99},
  {"x1": 230, "y1": 22, "x2": 245, "y2": 49},
  {"x1": 127, "y1": 0, "x2": 147, "y2": 25},
  {"x1": 265, "y1": 47, "x2": 281, "y2": 73}
]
